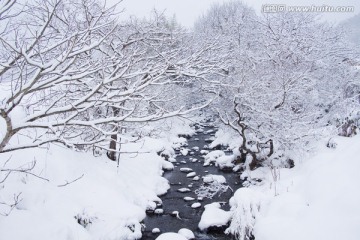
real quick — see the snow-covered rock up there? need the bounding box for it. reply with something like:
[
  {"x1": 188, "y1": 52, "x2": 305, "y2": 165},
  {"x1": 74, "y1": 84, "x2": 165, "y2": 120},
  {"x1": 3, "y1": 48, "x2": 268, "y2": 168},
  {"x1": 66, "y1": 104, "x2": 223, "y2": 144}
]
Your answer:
[
  {"x1": 177, "y1": 188, "x2": 191, "y2": 193},
  {"x1": 180, "y1": 148, "x2": 189, "y2": 156},
  {"x1": 204, "y1": 136, "x2": 215, "y2": 143},
  {"x1": 180, "y1": 168, "x2": 193, "y2": 173},
  {"x1": 198, "y1": 202, "x2": 231, "y2": 231},
  {"x1": 205, "y1": 129, "x2": 216, "y2": 134},
  {"x1": 215, "y1": 155, "x2": 235, "y2": 169},
  {"x1": 155, "y1": 232, "x2": 187, "y2": 240},
  {"x1": 203, "y1": 174, "x2": 226, "y2": 184},
  {"x1": 162, "y1": 161, "x2": 174, "y2": 171},
  {"x1": 192, "y1": 146, "x2": 199, "y2": 151},
  {"x1": 170, "y1": 211, "x2": 181, "y2": 218},
  {"x1": 146, "y1": 201, "x2": 157, "y2": 211},
  {"x1": 192, "y1": 176, "x2": 200, "y2": 181},
  {"x1": 204, "y1": 150, "x2": 225, "y2": 166},
  {"x1": 184, "y1": 197, "x2": 195, "y2": 201},
  {"x1": 209, "y1": 128, "x2": 241, "y2": 151},
  {"x1": 178, "y1": 228, "x2": 195, "y2": 239},
  {"x1": 152, "y1": 228, "x2": 161, "y2": 233},
  {"x1": 191, "y1": 202, "x2": 201, "y2": 208},
  {"x1": 154, "y1": 209, "x2": 164, "y2": 215},
  {"x1": 172, "y1": 137, "x2": 188, "y2": 150},
  {"x1": 186, "y1": 172, "x2": 196, "y2": 178},
  {"x1": 200, "y1": 150, "x2": 209, "y2": 155}
]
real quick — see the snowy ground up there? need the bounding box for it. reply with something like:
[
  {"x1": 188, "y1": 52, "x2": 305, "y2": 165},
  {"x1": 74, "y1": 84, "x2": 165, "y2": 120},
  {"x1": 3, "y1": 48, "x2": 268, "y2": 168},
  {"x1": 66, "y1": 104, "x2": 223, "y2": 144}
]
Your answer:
[
  {"x1": 226, "y1": 134, "x2": 360, "y2": 240},
  {"x1": 0, "y1": 118, "x2": 194, "y2": 240},
  {"x1": 1, "y1": 118, "x2": 360, "y2": 240}
]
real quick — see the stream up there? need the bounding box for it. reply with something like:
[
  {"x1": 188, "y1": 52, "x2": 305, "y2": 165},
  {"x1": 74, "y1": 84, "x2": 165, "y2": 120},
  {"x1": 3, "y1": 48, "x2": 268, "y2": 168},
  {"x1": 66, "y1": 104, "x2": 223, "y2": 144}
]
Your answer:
[{"x1": 141, "y1": 122, "x2": 242, "y2": 239}]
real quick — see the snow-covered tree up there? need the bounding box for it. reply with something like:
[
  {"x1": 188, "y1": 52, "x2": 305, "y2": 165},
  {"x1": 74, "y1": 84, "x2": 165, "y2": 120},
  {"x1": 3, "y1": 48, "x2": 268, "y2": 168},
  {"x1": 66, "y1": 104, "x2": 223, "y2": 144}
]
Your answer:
[
  {"x1": 196, "y1": 2, "x2": 359, "y2": 170},
  {"x1": 0, "y1": 1, "x2": 221, "y2": 155}
]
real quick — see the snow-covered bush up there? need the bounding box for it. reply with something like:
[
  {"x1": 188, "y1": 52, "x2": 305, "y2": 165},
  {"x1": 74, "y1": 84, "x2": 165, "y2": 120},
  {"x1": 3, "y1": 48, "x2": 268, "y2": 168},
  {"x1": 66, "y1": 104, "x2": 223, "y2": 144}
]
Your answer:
[
  {"x1": 75, "y1": 210, "x2": 97, "y2": 228},
  {"x1": 225, "y1": 188, "x2": 267, "y2": 240},
  {"x1": 326, "y1": 138, "x2": 338, "y2": 149}
]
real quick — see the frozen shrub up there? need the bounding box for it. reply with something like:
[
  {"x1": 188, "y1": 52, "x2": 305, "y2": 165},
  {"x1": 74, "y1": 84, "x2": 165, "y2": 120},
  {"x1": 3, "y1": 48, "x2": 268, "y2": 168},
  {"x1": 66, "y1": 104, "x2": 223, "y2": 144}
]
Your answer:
[
  {"x1": 195, "y1": 181, "x2": 231, "y2": 199},
  {"x1": 225, "y1": 188, "x2": 267, "y2": 240},
  {"x1": 74, "y1": 211, "x2": 97, "y2": 228},
  {"x1": 326, "y1": 138, "x2": 337, "y2": 149}
]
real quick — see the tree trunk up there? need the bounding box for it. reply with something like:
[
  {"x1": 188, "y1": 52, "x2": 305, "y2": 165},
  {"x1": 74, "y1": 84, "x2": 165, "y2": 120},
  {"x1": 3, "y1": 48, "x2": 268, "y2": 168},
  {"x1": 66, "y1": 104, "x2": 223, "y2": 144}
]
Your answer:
[
  {"x1": 107, "y1": 107, "x2": 120, "y2": 161},
  {"x1": 107, "y1": 132, "x2": 117, "y2": 161},
  {"x1": 0, "y1": 110, "x2": 15, "y2": 153},
  {"x1": 267, "y1": 139, "x2": 274, "y2": 157}
]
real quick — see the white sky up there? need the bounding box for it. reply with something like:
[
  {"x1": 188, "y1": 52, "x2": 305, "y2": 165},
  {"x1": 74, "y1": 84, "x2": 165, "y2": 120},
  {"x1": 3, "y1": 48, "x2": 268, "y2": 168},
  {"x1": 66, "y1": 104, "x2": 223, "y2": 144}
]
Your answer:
[{"x1": 107, "y1": 0, "x2": 360, "y2": 27}]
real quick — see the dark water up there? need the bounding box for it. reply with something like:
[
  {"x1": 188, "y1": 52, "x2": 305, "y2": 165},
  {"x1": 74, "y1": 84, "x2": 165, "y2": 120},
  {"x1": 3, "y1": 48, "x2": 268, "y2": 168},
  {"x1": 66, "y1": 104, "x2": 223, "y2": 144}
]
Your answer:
[{"x1": 141, "y1": 123, "x2": 242, "y2": 240}]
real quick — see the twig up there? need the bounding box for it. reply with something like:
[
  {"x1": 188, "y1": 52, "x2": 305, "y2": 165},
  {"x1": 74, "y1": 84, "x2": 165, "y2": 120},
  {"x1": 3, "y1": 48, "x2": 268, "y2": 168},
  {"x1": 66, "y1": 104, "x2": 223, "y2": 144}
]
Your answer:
[
  {"x1": 0, "y1": 192, "x2": 22, "y2": 216},
  {"x1": 0, "y1": 159, "x2": 49, "y2": 183},
  {"x1": 57, "y1": 174, "x2": 84, "y2": 187}
]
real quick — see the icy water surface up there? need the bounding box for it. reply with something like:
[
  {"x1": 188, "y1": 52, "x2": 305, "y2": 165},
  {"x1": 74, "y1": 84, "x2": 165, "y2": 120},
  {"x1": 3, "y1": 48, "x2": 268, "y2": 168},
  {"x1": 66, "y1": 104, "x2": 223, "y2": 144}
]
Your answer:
[{"x1": 141, "y1": 123, "x2": 242, "y2": 239}]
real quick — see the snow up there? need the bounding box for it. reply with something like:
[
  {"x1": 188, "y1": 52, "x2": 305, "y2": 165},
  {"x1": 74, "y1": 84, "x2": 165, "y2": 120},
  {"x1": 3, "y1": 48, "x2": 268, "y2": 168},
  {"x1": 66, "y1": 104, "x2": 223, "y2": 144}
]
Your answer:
[
  {"x1": 154, "y1": 209, "x2": 164, "y2": 214},
  {"x1": 209, "y1": 128, "x2": 241, "y2": 151},
  {"x1": 180, "y1": 167, "x2": 193, "y2": 173},
  {"x1": 226, "y1": 188, "x2": 268, "y2": 240},
  {"x1": 192, "y1": 176, "x2": 200, "y2": 181},
  {"x1": 184, "y1": 197, "x2": 195, "y2": 201},
  {"x1": 180, "y1": 148, "x2": 189, "y2": 156},
  {"x1": 198, "y1": 202, "x2": 232, "y2": 231},
  {"x1": 178, "y1": 228, "x2": 195, "y2": 239},
  {"x1": 177, "y1": 188, "x2": 191, "y2": 193},
  {"x1": 200, "y1": 150, "x2": 209, "y2": 155},
  {"x1": 215, "y1": 155, "x2": 236, "y2": 169},
  {"x1": 203, "y1": 150, "x2": 235, "y2": 169},
  {"x1": 224, "y1": 135, "x2": 360, "y2": 240},
  {"x1": 0, "y1": 142, "x2": 169, "y2": 240},
  {"x1": 172, "y1": 138, "x2": 188, "y2": 150},
  {"x1": 252, "y1": 135, "x2": 360, "y2": 240},
  {"x1": 191, "y1": 202, "x2": 201, "y2": 208},
  {"x1": 3, "y1": 113, "x2": 359, "y2": 240},
  {"x1": 156, "y1": 232, "x2": 187, "y2": 240},
  {"x1": 186, "y1": 172, "x2": 196, "y2": 177},
  {"x1": 171, "y1": 211, "x2": 181, "y2": 218},
  {"x1": 162, "y1": 161, "x2": 174, "y2": 171},
  {"x1": 203, "y1": 150, "x2": 225, "y2": 166},
  {"x1": 202, "y1": 174, "x2": 226, "y2": 184},
  {"x1": 192, "y1": 146, "x2": 199, "y2": 151}
]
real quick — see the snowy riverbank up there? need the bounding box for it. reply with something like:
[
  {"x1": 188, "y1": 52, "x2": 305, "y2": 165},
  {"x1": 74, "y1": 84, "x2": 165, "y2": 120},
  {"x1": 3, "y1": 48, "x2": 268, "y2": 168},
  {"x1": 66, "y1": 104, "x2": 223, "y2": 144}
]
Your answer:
[
  {"x1": 1, "y1": 120, "x2": 359, "y2": 240},
  {"x1": 0, "y1": 119, "x2": 194, "y2": 240},
  {"x1": 226, "y1": 134, "x2": 360, "y2": 240}
]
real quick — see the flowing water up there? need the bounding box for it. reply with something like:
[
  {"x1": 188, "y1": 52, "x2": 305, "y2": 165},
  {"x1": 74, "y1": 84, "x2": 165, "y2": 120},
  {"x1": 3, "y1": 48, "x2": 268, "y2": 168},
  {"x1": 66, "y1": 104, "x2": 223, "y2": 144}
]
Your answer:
[{"x1": 141, "y1": 123, "x2": 242, "y2": 239}]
